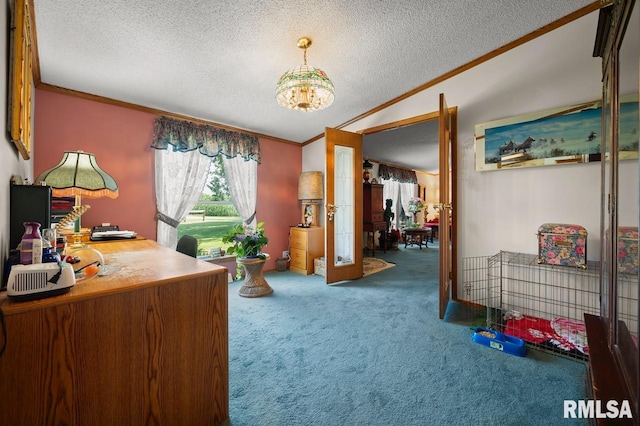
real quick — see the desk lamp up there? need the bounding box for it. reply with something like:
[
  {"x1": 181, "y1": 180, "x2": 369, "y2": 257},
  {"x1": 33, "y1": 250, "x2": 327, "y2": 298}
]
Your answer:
[{"x1": 35, "y1": 151, "x2": 119, "y2": 247}]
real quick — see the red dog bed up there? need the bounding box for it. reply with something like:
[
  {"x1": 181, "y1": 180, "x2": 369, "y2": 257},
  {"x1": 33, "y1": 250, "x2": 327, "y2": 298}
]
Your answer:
[{"x1": 504, "y1": 314, "x2": 588, "y2": 356}]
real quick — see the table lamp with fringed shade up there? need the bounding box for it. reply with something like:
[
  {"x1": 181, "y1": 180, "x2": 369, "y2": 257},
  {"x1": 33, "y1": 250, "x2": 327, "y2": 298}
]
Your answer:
[
  {"x1": 35, "y1": 151, "x2": 118, "y2": 246},
  {"x1": 298, "y1": 171, "x2": 323, "y2": 227}
]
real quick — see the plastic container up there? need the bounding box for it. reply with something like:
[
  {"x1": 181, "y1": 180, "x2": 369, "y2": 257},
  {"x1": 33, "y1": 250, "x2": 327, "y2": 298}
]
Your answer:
[
  {"x1": 66, "y1": 247, "x2": 105, "y2": 282},
  {"x1": 42, "y1": 247, "x2": 61, "y2": 263},
  {"x1": 472, "y1": 327, "x2": 527, "y2": 357},
  {"x1": 20, "y1": 221, "x2": 43, "y2": 265},
  {"x1": 275, "y1": 257, "x2": 288, "y2": 272},
  {"x1": 56, "y1": 237, "x2": 67, "y2": 257}
]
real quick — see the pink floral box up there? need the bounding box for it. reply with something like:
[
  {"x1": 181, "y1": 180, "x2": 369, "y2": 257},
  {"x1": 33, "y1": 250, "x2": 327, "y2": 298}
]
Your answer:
[
  {"x1": 537, "y1": 223, "x2": 587, "y2": 269},
  {"x1": 618, "y1": 227, "x2": 638, "y2": 275}
]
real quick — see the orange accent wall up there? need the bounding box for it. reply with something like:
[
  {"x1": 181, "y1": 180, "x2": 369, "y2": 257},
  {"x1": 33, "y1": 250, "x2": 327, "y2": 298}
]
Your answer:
[{"x1": 34, "y1": 89, "x2": 302, "y2": 271}]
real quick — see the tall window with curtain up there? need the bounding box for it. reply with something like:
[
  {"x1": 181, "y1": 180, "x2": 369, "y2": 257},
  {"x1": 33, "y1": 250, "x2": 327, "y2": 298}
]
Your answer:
[
  {"x1": 378, "y1": 164, "x2": 418, "y2": 228},
  {"x1": 151, "y1": 116, "x2": 261, "y2": 248},
  {"x1": 380, "y1": 177, "x2": 400, "y2": 229}
]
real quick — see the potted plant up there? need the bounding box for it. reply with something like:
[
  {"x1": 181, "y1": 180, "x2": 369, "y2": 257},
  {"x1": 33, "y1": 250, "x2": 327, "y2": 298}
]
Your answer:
[
  {"x1": 222, "y1": 221, "x2": 269, "y2": 259},
  {"x1": 388, "y1": 228, "x2": 401, "y2": 250},
  {"x1": 408, "y1": 196, "x2": 425, "y2": 223},
  {"x1": 222, "y1": 222, "x2": 272, "y2": 297}
]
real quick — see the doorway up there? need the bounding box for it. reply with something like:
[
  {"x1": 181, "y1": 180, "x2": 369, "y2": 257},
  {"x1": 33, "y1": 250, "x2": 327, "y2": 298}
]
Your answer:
[{"x1": 359, "y1": 106, "x2": 458, "y2": 317}]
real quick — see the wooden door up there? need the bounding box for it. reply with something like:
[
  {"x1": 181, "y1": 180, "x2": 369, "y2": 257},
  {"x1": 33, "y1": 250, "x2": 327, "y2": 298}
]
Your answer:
[
  {"x1": 438, "y1": 93, "x2": 457, "y2": 319},
  {"x1": 325, "y1": 127, "x2": 363, "y2": 284}
]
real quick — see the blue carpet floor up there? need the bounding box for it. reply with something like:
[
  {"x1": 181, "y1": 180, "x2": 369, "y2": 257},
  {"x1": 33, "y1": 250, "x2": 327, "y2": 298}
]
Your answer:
[{"x1": 228, "y1": 243, "x2": 588, "y2": 425}]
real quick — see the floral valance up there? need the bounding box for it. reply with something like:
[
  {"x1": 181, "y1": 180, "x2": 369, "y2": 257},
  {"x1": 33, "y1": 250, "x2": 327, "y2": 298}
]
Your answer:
[
  {"x1": 378, "y1": 164, "x2": 417, "y2": 183},
  {"x1": 151, "y1": 116, "x2": 261, "y2": 163}
]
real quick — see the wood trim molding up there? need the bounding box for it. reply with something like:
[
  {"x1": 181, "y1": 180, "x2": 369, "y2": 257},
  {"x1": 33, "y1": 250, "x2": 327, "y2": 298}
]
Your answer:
[
  {"x1": 36, "y1": 83, "x2": 301, "y2": 146},
  {"x1": 302, "y1": 1, "x2": 604, "y2": 145},
  {"x1": 358, "y1": 111, "x2": 440, "y2": 135}
]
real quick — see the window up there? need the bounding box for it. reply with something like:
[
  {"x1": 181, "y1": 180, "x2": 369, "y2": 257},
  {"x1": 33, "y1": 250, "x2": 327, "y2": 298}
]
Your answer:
[{"x1": 177, "y1": 156, "x2": 241, "y2": 256}]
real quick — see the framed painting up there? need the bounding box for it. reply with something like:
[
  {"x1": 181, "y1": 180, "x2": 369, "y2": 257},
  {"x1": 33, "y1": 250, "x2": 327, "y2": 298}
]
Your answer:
[
  {"x1": 8, "y1": 0, "x2": 34, "y2": 160},
  {"x1": 474, "y1": 94, "x2": 639, "y2": 171}
]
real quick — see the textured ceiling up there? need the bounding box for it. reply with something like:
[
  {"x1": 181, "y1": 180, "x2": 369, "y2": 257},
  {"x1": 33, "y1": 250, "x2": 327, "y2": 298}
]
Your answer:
[
  {"x1": 364, "y1": 120, "x2": 440, "y2": 173},
  {"x1": 32, "y1": 0, "x2": 595, "y2": 170}
]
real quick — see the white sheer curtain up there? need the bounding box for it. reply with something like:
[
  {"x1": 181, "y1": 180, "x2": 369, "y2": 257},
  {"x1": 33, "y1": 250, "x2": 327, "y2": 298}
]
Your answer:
[
  {"x1": 155, "y1": 148, "x2": 211, "y2": 248},
  {"x1": 223, "y1": 156, "x2": 257, "y2": 228},
  {"x1": 399, "y1": 182, "x2": 416, "y2": 225},
  {"x1": 381, "y1": 177, "x2": 401, "y2": 229}
]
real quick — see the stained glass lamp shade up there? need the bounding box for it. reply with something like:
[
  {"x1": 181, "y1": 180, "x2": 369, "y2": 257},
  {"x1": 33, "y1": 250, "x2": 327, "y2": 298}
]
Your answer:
[{"x1": 276, "y1": 37, "x2": 335, "y2": 112}]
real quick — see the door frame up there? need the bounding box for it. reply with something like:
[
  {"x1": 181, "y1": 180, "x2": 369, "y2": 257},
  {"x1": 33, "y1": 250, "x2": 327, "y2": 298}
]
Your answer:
[
  {"x1": 438, "y1": 94, "x2": 458, "y2": 318},
  {"x1": 357, "y1": 109, "x2": 459, "y2": 304}
]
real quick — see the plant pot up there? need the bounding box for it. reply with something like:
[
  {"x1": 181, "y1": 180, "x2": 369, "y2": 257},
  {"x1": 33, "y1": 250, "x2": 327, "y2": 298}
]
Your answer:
[{"x1": 236, "y1": 254, "x2": 272, "y2": 298}]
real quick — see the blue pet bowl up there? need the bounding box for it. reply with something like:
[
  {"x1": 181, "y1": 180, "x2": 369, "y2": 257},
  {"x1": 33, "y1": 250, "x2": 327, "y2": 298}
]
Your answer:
[{"x1": 472, "y1": 327, "x2": 527, "y2": 357}]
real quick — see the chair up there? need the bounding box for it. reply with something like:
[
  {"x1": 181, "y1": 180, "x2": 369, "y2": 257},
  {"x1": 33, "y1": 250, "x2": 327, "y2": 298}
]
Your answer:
[{"x1": 176, "y1": 235, "x2": 198, "y2": 258}]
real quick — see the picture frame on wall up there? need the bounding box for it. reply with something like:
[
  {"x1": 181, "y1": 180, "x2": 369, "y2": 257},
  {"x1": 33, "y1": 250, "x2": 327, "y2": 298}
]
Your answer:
[
  {"x1": 474, "y1": 94, "x2": 639, "y2": 171},
  {"x1": 301, "y1": 203, "x2": 319, "y2": 227},
  {"x1": 8, "y1": 0, "x2": 34, "y2": 160}
]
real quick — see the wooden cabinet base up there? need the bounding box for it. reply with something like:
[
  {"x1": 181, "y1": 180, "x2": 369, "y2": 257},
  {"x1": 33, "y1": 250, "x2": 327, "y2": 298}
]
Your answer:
[
  {"x1": 290, "y1": 227, "x2": 324, "y2": 275},
  {"x1": 0, "y1": 240, "x2": 229, "y2": 426}
]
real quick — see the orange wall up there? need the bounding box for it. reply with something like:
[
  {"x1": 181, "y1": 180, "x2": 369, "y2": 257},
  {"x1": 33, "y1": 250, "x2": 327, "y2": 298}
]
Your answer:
[{"x1": 34, "y1": 89, "x2": 302, "y2": 270}]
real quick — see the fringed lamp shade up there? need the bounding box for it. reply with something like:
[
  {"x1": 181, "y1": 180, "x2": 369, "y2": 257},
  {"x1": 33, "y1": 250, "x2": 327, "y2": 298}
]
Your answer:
[
  {"x1": 35, "y1": 151, "x2": 119, "y2": 199},
  {"x1": 298, "y1": 171, "x2": 323, "y2": 201}
]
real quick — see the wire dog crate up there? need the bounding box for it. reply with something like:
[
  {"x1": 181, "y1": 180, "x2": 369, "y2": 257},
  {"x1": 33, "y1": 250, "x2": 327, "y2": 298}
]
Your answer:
[{"x1": 461, "y1": 251, "x2": 637, "y2": 362}]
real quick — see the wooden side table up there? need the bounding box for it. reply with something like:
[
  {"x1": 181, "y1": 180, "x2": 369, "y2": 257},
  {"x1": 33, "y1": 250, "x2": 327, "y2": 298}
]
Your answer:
[{"x1": 403, "y1": 228, "x2": 431, "y2": 249}]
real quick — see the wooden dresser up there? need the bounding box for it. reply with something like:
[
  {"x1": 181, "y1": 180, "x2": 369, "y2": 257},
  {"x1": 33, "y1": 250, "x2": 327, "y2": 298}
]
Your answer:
[
  {"x1": 363, "y1": 183, "x2": 386, "y2": 255},
  {"x1": 0, "y1": 239, "x2": 229, "y2": 426},
  {"x1": 290, "y1": 226, "x2": 324, "y2": 275}
]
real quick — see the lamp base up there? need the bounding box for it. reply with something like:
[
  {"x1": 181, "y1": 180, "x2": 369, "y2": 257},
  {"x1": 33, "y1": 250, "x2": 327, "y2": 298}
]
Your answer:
[
  {"x1": 68, "y1": 233, "x2": 87, "y2": 249},
  {"x1": 301, "y1": 201, "x2": 319, "y2": 227}
]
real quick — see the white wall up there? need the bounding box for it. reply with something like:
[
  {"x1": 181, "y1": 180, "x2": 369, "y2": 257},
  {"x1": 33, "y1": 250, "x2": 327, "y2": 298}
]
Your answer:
[
  {"x1": 1, "y1": 0, "x2": 35, "y2": 277},
  {"x1": 302, "y1": 139, "x2": 326, "y2": 226},
  {"x1": 304, "y1": 10, "x2": 623, "y2": 273}
]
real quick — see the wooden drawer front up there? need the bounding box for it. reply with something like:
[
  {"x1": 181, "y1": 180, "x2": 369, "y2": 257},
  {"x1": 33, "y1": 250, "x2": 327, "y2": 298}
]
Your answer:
[
  {"x1": 291, "y1": 230, "x2": 308, "y2": 250},
  {"x1": 290, "y1": 248, "x2": 307, "y2": 269},
  {"x1": 371, "y1": 212, "x2": 383, "y2": 222},
  {"x1": 371, "y1": 189, "x2": 383, "y2": 209}
]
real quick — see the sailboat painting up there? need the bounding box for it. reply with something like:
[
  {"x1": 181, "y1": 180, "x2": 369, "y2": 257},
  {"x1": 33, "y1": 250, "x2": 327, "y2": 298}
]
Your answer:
[{"x1": 474, "y1": 95, "x2": 638, "y2": 171}]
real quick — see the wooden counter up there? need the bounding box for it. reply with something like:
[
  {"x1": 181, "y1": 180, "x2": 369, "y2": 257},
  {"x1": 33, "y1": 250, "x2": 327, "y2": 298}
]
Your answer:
[{"x1": 0, "y1": 239, "x2": 229, "y2": 425}]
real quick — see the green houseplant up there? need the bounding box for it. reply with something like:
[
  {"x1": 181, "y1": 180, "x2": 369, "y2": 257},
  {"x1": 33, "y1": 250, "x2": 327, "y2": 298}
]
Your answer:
[
  {"x1": 222, "y1": 221, "x2": 269, "y2": 259},
  {"x1": 222, "y1": 221, "x2": 270, "y2": 288},
  {"x1": 408, "y1": 196, "x2": 425, "y2": 214}
]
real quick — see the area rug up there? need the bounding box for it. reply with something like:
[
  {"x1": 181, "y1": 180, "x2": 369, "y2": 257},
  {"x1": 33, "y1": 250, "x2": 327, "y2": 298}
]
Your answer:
[{"x1": 363, "y1": 257, "x2": 395, "y2": 277}]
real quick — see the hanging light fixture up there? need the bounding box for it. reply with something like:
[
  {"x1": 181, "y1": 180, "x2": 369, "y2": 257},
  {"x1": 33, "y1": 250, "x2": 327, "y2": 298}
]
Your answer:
[{"x1": 276, "y1": 37, "x2": 335, "y2": 112}]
